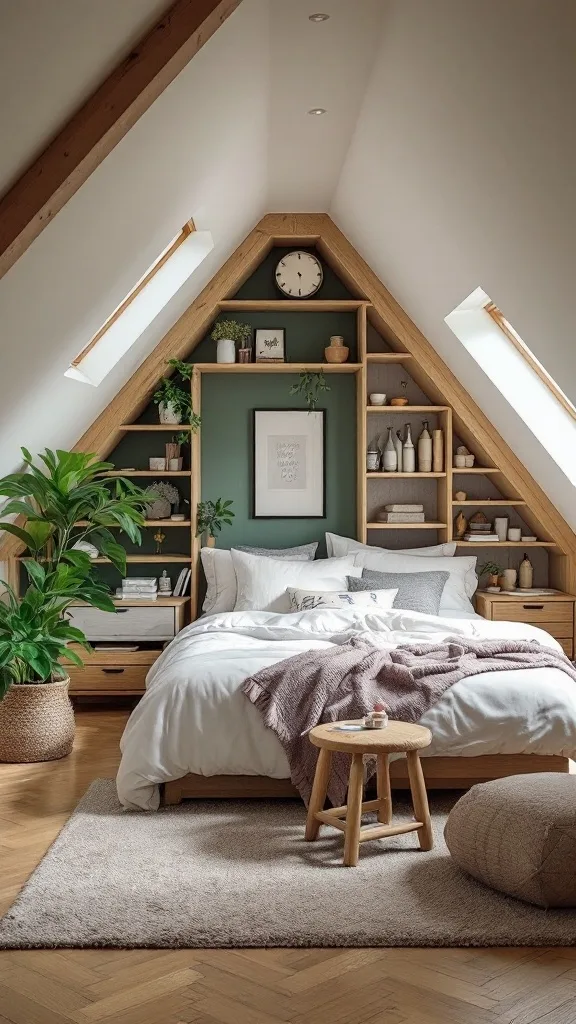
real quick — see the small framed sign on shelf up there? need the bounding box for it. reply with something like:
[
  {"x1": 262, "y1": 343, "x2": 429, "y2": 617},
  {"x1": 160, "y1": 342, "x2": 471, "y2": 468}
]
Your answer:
[
  {"x1": 254, "y1": 328, "x2": 286, "y2": 363},
  {"x1": 253, "y1": 409, "x2": 325, "y2": 518}
]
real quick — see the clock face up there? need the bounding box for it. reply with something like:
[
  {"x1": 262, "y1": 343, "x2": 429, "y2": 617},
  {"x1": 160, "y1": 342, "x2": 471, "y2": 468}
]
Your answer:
[{"x1": 275, "y1": 251, "x2": 323, "y2": 298}]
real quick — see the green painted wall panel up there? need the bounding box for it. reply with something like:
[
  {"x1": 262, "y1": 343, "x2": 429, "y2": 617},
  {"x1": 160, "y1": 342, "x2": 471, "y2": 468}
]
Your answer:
[{"x1": 234, "y1": 246, "x2": 354, "y2": 301}]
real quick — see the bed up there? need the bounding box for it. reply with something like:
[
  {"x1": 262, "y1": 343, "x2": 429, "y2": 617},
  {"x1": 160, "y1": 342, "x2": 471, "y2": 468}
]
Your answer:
[{"x1": 116, "y1": 604, "x2": 576, "y2": 810}]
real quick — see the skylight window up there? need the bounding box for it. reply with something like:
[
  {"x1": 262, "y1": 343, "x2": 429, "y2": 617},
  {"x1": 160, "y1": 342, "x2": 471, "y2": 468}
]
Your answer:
[
  {"x1": 65, "y1": 220, "x2": 213, "y2": 386},
  {"x1": 445, "y1": 287, "x2": 576, "y2": 486}
]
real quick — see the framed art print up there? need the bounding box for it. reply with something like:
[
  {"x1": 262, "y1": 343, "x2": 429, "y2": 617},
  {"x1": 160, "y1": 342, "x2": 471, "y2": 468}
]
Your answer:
[
  {"x1": 254, "y1": 328, "x2": 285, "y2": 363},
  {"x1": 253, "y1": 409, "x2": 325, "y2": 518}
]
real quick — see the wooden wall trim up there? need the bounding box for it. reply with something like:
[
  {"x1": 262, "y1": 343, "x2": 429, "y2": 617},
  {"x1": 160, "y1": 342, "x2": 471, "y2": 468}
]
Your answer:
[{"x1": 0, "y1": 0, "x2": 242, "y2": 282}]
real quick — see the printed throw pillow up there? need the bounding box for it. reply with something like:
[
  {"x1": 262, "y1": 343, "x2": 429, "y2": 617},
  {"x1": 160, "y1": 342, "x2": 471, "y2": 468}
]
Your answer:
[
  {"x1": 287, "y1": 587, "x2": 399, "y2": 612},
  {"x1": 347, "y1": 569, "x2": 449, "y2": 617}
]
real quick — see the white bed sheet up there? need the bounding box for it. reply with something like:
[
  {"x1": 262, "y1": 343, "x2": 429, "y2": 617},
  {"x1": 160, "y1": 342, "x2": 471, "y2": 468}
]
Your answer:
[{"x1": 116, "y1": 607, "x2": 576, "y2": 809}]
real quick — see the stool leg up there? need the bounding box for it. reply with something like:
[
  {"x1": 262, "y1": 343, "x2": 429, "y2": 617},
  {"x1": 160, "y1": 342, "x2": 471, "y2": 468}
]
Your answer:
[
  {"x1": 305, "y1": 747, "x2": 332, "y2": 841},
  {"x1": 343, "y1": 753, "x2": 365, "y2": 867},
  {"x1": 406, "y1": 749, "x2": 433, "y2": 851},
  {"x1": 376, "y1": 753, "x2": 392, "y2": 824}
]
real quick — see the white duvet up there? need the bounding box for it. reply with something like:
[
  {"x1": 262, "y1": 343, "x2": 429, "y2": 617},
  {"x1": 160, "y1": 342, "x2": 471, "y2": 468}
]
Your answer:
[{"x1": 116, "y1": 607, "x2": 576, "y2": 809}]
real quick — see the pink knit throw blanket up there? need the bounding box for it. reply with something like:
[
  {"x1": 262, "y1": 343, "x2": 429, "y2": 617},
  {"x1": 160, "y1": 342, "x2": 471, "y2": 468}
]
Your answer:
[{"x1": 242, "y1": 636, "x2": 576, "y2": 806}]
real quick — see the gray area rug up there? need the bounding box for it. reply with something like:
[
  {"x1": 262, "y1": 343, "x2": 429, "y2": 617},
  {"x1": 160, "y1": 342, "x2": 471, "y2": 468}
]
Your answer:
[{"x1": 1, "y1": 779, "x2": 576, "y2": 949}]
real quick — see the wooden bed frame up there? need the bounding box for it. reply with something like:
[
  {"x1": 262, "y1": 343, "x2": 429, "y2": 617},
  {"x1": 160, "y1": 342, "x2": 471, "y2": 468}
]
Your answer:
[{"x1": 162, "y1": 753, "x2": 573, "y2": 805}]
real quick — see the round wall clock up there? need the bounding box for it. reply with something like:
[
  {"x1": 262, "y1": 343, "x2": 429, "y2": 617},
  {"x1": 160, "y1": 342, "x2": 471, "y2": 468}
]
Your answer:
[{"x1": 275, "y1": 251, "x2": 323, "y2": 298}]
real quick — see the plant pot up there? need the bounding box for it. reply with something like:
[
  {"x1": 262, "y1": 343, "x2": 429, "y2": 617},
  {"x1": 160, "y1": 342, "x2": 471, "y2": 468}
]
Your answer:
[
  {"x1": 205, "y1": 534, "x2": 216, "y2": 548},
  {"x1": 488, "y1": 573, "x2": 499, "y2": 587},
  {"x1": 158, "y1": 402, "x2": 182, "y2": 425},
  {"x1": 216, "y1": 339, "x2": 236, "y2": 364},
  {"x1": 0, "y1": 678, "x2": 75, "y2": 763},
  {"x1": 168, "y1": 457, "x2": 183, "y2": 471},
  {"x1": 149, "y1": 457, "x2": 166, "y2": 471}
]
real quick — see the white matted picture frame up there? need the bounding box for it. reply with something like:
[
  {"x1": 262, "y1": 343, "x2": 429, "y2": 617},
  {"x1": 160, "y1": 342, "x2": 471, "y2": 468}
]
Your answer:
[
  {"x1": 254, "y1": 328, "x2": 286, "y2": 363},
  {"x1": 253, "y1": 409, "x2": 326, "y2": 518}
]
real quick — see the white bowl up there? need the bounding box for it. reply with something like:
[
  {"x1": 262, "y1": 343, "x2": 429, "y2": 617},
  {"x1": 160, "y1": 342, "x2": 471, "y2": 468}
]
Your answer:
[{"x1": 369, "y1": 393, "x2": 387, "y2": 406}]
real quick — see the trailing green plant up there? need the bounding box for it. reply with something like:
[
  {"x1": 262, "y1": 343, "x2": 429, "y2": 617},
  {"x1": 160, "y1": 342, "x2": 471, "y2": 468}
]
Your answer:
[
  {"x1": 210, "y1": 320, "x2": 252, "y2": 346},
  {"x1": 153, "y1": 359, "x2": 196, "y2": 422},
  {"x1": 479, "y1": 561, "x2": 505, "y2": 579},
  {"x1": 172, "y1": 431, "x2": 192, "y2": 447},
  {"x1": 289, "y1": 370, "x2": 331, "y2": 411},
  {"x1": 195, "y1": 499, "x2": 235, "y2": 537}
]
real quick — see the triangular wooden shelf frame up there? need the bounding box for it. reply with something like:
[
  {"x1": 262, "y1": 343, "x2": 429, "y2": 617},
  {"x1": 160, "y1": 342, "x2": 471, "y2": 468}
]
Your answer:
[{"x1": 3, "y1": 213, "x2": 575, "y2": 594}]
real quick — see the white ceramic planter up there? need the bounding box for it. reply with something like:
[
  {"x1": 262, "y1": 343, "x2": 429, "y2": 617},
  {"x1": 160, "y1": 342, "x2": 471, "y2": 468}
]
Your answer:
[
  {"x1": 158, "y1": 402, "x2": 182, "y2": 425},
  {"x1": 217, "y1": 338, "x2": 236, "y2": 364}
]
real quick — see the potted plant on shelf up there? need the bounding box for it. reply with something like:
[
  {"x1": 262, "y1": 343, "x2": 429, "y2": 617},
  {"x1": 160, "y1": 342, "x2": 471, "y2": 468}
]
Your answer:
[
  {"x1": 289, "y1": 370, "x2": 331, "y2": 411},
  {"x1": 479, "y1": 561, "x2": 505, "y2": 590},
  {"x1": 195, "y1": 499, "x2": 235, "y2": 547},
  {"x1": 211, "y1": 320, "x2": 252, "y2": 364},
  {"x1": 165, "y1": 429, "x2": 198, "y2": 472},
  {"x1": 153, "y1": 359, "x2": 196, "y2": 424},
  {"x1": 0, "y1": 448, "x2": 148, "y2": 763}
]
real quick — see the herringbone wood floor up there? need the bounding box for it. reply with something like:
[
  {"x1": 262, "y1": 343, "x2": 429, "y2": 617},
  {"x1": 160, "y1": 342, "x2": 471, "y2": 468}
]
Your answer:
[{"x1": 1, "y1": 711, "x2": 576, "y2": 1024}]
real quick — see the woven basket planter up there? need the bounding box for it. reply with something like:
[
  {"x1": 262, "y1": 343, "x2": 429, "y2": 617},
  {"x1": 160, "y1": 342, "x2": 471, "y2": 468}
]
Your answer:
[{"x1": 0, "y1": 678, "x2": 75, "y2": 763}]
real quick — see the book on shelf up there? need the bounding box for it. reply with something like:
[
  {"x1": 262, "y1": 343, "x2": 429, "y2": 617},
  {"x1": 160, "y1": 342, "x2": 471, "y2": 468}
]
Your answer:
[
  {"x1": 121, "y1": 577, "x2": 158, "y2": 589},
  {"x1": 462, "y1": 533, "x2": 500, "y2": 542},
  {"x1": 116, "y1": 588, "x2": 158, "y2": 600},
  {"x1": 384, "y1": 504, "x2": 424, "y2": 513},
  {"x1": 173, "y1": 567, "x2": 191, "y2": 597},
  {"x1": 380, "y1": 512, "x2": 426, "y2": 523}
]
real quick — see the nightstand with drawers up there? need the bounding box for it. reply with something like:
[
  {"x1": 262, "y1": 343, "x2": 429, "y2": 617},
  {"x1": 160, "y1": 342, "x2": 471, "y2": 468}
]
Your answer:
[
  {"x1": 475, "y1": 592, "x2": 576, "y2": 659},
  {"x1": 65, "y1": 597, "x2": 190, "y2": 697}
]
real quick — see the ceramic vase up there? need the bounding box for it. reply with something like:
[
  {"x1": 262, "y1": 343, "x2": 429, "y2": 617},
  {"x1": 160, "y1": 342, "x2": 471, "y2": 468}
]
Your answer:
[
  {"x1": 402, "y1": 424, "x2": 415, "y2": 472},
  {"x1": 383, "y1": 428, "x2": 397, "y2": 472},
  {"x1": 324, "y1": 336, "x2": 349, "y2": 363},
  {"x1": 432, "y1": 429, "x2": 444, "y2": 472},
  {"x1": 158, "y1": 401, "x2": 182, "y2": 425},
  {"x1": 366, "y1": 448, "x2": 380, "y2": 472},
  {"x1": 417, "y1": 420, "x2": 432, "y2": 473},
  {"x1": 494, "y1": 517, "x2": 509, "y2": 542},
  {"x1": 519, "y1": 554, "x2": 534, "y2": 589},
  {"x1": 216, "y1": 338, "x2": 236, "y2": 364},
  {"x1": 394, "y1": 430, "x2": 403, "y2": 472},
  {"x1": 499, "y1": 568, "x2": 517, "y2": 591}
]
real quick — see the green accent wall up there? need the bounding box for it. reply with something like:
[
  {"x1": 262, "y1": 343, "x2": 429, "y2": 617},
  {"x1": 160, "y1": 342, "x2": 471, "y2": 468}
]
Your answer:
[
  {"x1": 234, "y1": 246, "x2": 353, "y2": 301},
  {"x1": 192, "y1": 309, "x2": 357, "y2": 364}
]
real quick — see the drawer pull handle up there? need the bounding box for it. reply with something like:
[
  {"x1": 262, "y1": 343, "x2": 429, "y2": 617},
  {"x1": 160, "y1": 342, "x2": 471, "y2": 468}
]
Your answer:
[
  {"x1": 115, "y1": 609, "x2": 130, "y2": 614},
  {"x1": 523, "y1": 604, "x2": 544, "y2": 610},
  {"x1": 102, "y1": 668, "x2": 125, "y2": 675}
]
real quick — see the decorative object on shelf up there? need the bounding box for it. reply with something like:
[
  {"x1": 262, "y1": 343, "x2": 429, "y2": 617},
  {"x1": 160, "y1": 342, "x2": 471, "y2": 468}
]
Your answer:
[
  {"x1": 508, "y1": 526, "x2": 522, "y2": 541},
  {"x1": 254, "y1": 327, "x2": 286, "y2": 363},
  {"x1": 402, "y1": 423, "x2": 415, "y2": 472},
  {"x1": 479, "y1": 561, "x2": 505, "y2": 589},
  {"x1": 153, "y1": 528, "x2": 166, "y2": 555},
  {"x1": 274, "y1": 250, "x2": 323, "y2": 298},
  {"x1": 522, "y1": 534, "x2": 537, "y2": 542},
  {"x1": 379, "y1": 503, "x2": 424, "y2": 523},
  {"x1": 417, "y1": 420, "x2": 432, "y2": 473},
  {"x1": 500, "y1": 568, "x2": 518, "y2": 591},
  {"x1": 366, "y1": 446, "x2": 380, "y2": 472},
  {"x1": 0, "y1": 448, "x2": 147, "y2": 761},
  {"x1": 324, "y1": 335, "x2": 349, "y2": 364},
  {"x1": 153, "y1": 358, "x2": 193, "y2": 424},
  {"x1": 454, "y1": 454, "x2": 466, "y2": 468},
  {"x1": 494, "y1": 516, "x2": 509, "y2": 542},
  {"x1": 149, "y1": 457, "x2": 166, "y2": 472},
  {"x1": 121, "y1": 576, "x2": 157, "y2": 600},
  {"x1": 454, "y1": 490, "x2": 467, "y2": 501},
  {"x1": 144, "y1": 481, "x2": 180, "y2": 520},
  {"x1": 238, "y1": 345, "x2": 252, "y2": 363},
  {"x1": 394, "y1": 430, "x2": 403, "y2": 471},
  {"x1": 383, "y1": 428, "x2": 397, "y2": 472},
  {"x1": 253, "y1": 409, "x2": 325, "y2": 517},
  {"x1": 289, "y1": 369, "x2": 330, "y2": 411},
  {"x1": 454, "y1": 510, "x2": 468, "y2": 539},
  {"x1": 518, "y1": 553, "x2": 534, "y2": 590},
  {"x1": 369, "y1": 393, "x2": 386, "y2": 406},
  {"x1": 390, "y1": 380, "x2": 409, "y2": 406},
  {"x1": 465, "y1": 454, "x2": 475, "y2": 467},
  {"x1": 71, "y1": 540, "x2": 99, "y2": 559},
  {"x1": 170, "y1": 513, "x2": 185, "y2": 521},
  {"x1": 211, "y1": 319, "x2": 252, "y2": 364},
  {"x1": 464, "y1": 510, "x2": 499, "y2": 542},
  {"x1": 432, "y1": 429, "x2": 444, "y2": 472},
  {"x1": 158, "y1": 570, "x2": 172, "y2": 596},
  {"x1": 453, "y1": 445, "x2": 474, "y2": 469},
  {"x1": 196, "y1": 498, "x2": 235, "y2": 544},
  {"x1": 165, "y1": 431, "x2": 187, "y2": 472}
]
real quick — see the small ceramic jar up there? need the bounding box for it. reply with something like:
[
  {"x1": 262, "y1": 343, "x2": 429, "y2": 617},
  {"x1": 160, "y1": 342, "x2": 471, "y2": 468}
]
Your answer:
[
  {"x1": 366, "y1": 448, "x2": 381, "y2": 472},
  {"x1": 149, "y1": 457, "x2": 166, "y2": 471},
  {"x1": 369, "y1": 393, "x2": 387, "y2": 406}
]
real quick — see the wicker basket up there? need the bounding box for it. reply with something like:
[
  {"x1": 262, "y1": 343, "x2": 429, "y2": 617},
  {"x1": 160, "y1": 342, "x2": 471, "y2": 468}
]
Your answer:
[{"x1": 0, "y1": 678, "x2": 75, "y2": 763}]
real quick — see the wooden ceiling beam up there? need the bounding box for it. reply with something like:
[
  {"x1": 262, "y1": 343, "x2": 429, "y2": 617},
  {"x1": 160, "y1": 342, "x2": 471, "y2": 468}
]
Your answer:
[{"x1": 0, "y1": 0, "x2": 242, "y2": 281}]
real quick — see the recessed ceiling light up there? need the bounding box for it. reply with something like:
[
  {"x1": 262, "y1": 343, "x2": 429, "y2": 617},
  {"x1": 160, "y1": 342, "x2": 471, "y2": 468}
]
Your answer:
[
  {"x1": 308, "y1": 108, "x2": 327, "y2": 115},
  {"x1": 309, "y1": 13, "x2": 330, "y2": 22}
]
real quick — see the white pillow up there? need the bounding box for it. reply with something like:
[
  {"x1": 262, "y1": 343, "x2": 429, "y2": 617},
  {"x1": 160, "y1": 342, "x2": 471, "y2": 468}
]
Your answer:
[
  {"x1": 231, "y1": 551, "x2": 362, "y2": 613},
  {"x1": 201, "y1": 543, "x2": 317, "y2": 615},
  {"x1": 287, "y1": 587, "x2": 398, "y2": 612},
  {"x1": 326, "y1": 532, "x2": 456, "y2": 558},
  {"x1": 352, "y1": 549, "x2": 477, "y2": 612}
]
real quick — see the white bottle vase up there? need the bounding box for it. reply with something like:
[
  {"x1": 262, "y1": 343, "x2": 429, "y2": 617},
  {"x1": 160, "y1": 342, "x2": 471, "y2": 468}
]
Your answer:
[
  {"x1": 394, "y1": 430, "x2": 403, "y2": 472},
  {"x1": 383, "y1": 427, "x2": 397, "y2": 472},
  {"x1": 217, "y1": 338, "x2": 236, "y2": 364},
  {"x1": 402, "y1": 424, "x2": 415, "y2": 473},
  {"x1": 418, "y1": 420, "x2": 432, "y2": 473}
]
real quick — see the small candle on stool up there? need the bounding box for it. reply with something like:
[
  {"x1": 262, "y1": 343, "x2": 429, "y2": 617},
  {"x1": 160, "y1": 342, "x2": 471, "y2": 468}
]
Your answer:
[{"x1": 364, "y1": 702, "x2": 389, "y2": 728}]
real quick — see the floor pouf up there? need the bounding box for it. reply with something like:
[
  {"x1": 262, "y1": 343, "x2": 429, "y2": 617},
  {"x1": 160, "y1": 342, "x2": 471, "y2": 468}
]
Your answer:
[{"x1": 444, "y1": 773, "x2": 576, "y2": 908}]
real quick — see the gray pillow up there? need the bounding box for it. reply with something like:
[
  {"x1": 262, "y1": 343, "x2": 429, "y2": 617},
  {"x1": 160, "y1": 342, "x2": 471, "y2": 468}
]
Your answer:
[
  {"x1": 347, "y1": 569, "x2": 449, "y2": 616},
  {"x1": 234, "y1": 542, "x2": 318, "y2": 561}
]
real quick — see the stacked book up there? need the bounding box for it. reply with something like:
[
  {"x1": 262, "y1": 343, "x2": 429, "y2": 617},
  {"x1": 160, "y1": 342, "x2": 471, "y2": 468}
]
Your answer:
[
  {"x1": 118, "y1": 577, "x2": 158, "y2": 601},
  {"x1": 377, "y1": 503, "x2": 425, "y2": 524},
  {"x1": 464, "y1": 512, "x2": 499, "y2": 542}
]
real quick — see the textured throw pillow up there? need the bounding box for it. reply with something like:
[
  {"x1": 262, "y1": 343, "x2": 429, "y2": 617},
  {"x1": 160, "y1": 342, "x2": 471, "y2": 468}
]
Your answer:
[
  {"x1": 326, "y1": 532, "x2": 456, "y2": 558},
  {"x1": 201, "y1": 542, "x2": 318, "y2": 615},
  {"x1": 347, "y1": 569, "x2": 449, "y2": 616},
  {"x1": 231, "y1": 550, "x2": 361, "y2": 613},
  {"x1": 287, "y1": 587, "x2": 398, "y2": 612},
  {"x1": 352, "y1": 549, "x2": 477, "y2": 612}
]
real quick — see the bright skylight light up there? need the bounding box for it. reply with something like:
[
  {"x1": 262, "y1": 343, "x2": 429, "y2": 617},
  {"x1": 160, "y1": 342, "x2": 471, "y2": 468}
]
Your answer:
[
  {"x1": 65, "y1": 223, "x2": 214, "y2": 386},
  {"x1": 445, "y1": 287, "x2": 576, "y2": 486}
]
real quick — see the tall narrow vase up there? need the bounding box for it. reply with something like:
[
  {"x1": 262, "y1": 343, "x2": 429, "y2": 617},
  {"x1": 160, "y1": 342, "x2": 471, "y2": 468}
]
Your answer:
[
  {"x1": 402, "y1": 424, "x2": 415, "y2": 473},
  {"x1": 432, "y1": 429, "x2": 444, "y2": 472},
  {"x1": 383, "y1": 427, "x2": 397, "y2": 472},
  {"x1": 394, "y1": 430, "x2": 403, "y2": 472},
  {"x1": 418, "y1": 421, "x2": 432, "y2": 473}
]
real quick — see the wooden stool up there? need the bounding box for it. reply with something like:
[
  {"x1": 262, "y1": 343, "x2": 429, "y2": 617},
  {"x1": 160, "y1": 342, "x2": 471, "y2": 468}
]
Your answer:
[{"x1": 305, "y1": 720, "x2": 433, "y2": 866}]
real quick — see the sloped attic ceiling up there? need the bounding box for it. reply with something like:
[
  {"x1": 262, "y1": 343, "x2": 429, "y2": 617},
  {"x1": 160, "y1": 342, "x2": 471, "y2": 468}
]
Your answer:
[{"x1": 0, "y1": 0, "x2": 574, "y2": 528}]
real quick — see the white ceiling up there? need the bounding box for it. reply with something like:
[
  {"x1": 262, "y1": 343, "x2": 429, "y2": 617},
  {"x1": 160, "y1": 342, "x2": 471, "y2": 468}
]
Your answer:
[{"x1": 0, "y1": 0, "x2": 574, "y2": 526}]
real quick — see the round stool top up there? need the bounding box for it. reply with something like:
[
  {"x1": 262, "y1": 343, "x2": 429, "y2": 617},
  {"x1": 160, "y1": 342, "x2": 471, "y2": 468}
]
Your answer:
[{"x1": 309, "y1": 720, "x2": 432, "y2": 754}]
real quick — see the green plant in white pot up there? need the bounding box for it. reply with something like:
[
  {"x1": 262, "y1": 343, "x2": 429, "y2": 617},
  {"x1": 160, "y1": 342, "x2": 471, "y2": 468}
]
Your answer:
[
  {"x1": 211, "y1": 320, "x2": 252, "y2": 364},
  {"x1": 153, "y1": 359, "x2": 194, "y2": 424},
  {"x1": 0, "y1": 448, "x2": 148, "y2": 763}
]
